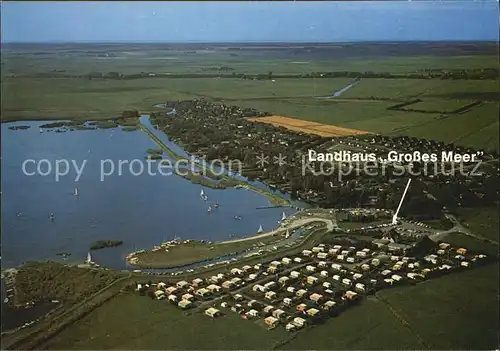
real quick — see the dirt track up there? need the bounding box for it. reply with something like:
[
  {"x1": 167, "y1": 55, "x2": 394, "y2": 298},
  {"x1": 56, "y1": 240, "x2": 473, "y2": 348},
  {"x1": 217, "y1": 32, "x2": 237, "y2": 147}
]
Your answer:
[{"x1": 248, "y1": 115, "x2": 371, "y2": 137}]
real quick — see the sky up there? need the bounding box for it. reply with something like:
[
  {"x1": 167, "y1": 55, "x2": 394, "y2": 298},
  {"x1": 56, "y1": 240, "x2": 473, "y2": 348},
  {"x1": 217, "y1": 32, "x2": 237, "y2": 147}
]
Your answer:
[{"x1": 1, "y1": 1, "x2": 499, "y2": 43}]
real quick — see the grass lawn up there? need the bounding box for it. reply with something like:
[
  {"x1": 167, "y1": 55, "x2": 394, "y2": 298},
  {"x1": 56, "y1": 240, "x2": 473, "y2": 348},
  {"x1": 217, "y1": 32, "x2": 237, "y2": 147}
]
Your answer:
[
  {"x1": 279, "y1": 299, "x2": 425, "y2": 350},
  {"x1": 131, "y1": 235, "x2": 284, "y2": 269},
  {"x1": 45, "y1": 292, "x2": 288, "y2": 350},
  {"x1": 377, "y1": 263, "x2": 499, "y2": 350},
  {"x1": 455, "y1": 206, "x2": 500, "y2": 243}
]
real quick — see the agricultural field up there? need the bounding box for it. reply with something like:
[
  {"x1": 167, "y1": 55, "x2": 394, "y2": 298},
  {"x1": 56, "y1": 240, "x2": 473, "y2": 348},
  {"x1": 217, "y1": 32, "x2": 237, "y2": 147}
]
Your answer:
[
  {"x1": 375, "y1": 263, "x2": 499, "y2": 351},
  {"x1": 248, "y1": 115, "x2": 370, "y2": 137},
  {"x1": 455, "y1": 206, "x2": 500, "y2": 243},
  {"x1": 2, "y1": 44, "x2": 499, "y2": 151}
]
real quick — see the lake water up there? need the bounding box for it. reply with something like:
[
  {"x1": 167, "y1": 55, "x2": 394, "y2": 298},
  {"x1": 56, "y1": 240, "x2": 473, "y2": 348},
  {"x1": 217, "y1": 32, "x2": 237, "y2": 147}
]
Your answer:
[{"x1": 1, "y1": 119, "x2": 300, "y2": 270}]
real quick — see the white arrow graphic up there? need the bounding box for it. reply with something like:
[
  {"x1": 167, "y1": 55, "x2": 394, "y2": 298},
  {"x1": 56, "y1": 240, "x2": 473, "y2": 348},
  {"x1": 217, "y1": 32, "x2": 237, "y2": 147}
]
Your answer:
[{"x1": 392, "y1": 178, "x2": 412, "y2": 224}]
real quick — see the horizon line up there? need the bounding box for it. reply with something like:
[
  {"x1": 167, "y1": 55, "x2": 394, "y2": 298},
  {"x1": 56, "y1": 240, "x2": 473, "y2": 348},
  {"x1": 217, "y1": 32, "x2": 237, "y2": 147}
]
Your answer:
[{"x1": 3, "y1": 39, "x2": 499, "y2": 44}]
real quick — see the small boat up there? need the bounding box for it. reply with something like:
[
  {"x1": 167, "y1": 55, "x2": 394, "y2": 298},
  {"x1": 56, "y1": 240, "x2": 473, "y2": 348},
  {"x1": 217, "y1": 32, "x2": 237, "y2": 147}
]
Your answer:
[
  {"x1": 207, "y1": 206, "x2": 212, "y2": 213},
  {"x1": 200, "y1": 189, "x2": 205, "y2": 198},
  {"x1": 39, "y1": 128, "x2": 43, "y2": 133},
  {"x1": 285, "y1": 230, "x2": 290, "y2": 239},
  {"x1": 49, "y1": 213, "x2": 55, "y2": 220},
  {"x1": 214, "y1": 201, "x2": 219, "y2": 208},
  {"x1": 234, "y1": 215, "x2": 242, "y2": 220},
  {"x1": 86, "y1": 252, "x2": 92, "y2": 264},
  {"x1": 281, "y1": 212, "x2": 287, "y2": 221},
  {"x1": 257, "y1": 225, "x2": 264, "y2": 234},
  {"x1": 74, "y1": 187, "x2": 79, "y2": 196}
]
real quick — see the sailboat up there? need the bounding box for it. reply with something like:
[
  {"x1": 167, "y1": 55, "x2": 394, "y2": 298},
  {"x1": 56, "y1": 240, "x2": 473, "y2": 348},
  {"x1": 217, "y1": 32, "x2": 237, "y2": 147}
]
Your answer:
[
  {"x1": 86, "y1": 252, "x2": 92, "y2": 264},
  {"x1": 74, "y1": 186, "x2": 79, "y2": 196},
  {"x1": 257, "y1": 225, "x2": 264, "y2": 234},
  {"x1": 207, "y1": 206, "x2": 212, "y2": 213},
  {"x1": 214, "y1": 201, "x2": 219, "y2": 208},
  {"x1": 39, "y1": 128, "x2": 43, "y2": 133},
  {"x1": 200, "y1": 189, "x2": 205, "y2": 198},
  {"x1": 285, "y1": 229, "x2": 290, "y2": 239},
  {"x1": 281, "y1": 212, "x2": 287, "y2": 221},
  {"x1": 49, "y1": 213, "x2": 55, "y2": 221}
]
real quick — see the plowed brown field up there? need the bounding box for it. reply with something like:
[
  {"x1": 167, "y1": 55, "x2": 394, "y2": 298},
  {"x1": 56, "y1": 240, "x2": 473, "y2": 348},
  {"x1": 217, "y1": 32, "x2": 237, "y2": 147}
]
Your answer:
[{"x1": 247, "y1": 115, "x2": 370, "y2": 137}]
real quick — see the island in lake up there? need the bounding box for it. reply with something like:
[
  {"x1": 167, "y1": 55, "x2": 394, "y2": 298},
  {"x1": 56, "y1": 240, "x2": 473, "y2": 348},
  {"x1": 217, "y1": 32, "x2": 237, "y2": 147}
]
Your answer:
[{"x1": 89, "y1": 240, "x2": 123, "y2": 250}]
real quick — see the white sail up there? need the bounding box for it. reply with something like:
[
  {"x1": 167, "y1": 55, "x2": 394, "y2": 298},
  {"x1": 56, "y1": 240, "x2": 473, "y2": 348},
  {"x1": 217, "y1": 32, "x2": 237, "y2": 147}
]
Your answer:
[
  {"x1": 74, "y1": 187, "x2": 79, "y2": 196},
  {"x1": 200, "y1": 189, "x2": 205, "y2": 197},
  {"x1": 285, "y1": 230, "x2": 290, "y2": 238},
  {"x1": 207, "y1": 206, "x2": 212, "y2": 212},
  {"x1": 39, "y1": 128, "x2": 43, "y2": 133},
  {"x1": 86, "y1": 252, "x2": 92, "y2": 264},
  {"x1": 257, "y1": 225, "x2": 264, "y2": 233},
  {"x1": 281, "y1": 212, "x2": 287, "y2": 221}
]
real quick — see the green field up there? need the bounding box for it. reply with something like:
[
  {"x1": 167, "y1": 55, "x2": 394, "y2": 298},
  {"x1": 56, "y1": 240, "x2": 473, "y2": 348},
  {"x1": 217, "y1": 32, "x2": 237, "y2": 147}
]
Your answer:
[
  {"x1": 455, "y1": 206, "x2": 500, "y2": 243},
  {"x1": 2, "y1": 47, "x2": 498, "y2": 150},
  {"x1": 45, "y1": 292, "x2": 289, "y2": 350}
]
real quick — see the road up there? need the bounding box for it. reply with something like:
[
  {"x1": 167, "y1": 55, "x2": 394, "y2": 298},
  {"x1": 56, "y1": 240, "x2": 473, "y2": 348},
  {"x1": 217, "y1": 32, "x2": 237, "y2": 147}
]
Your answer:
[{"x1": 219, "y1": 215, "x2": 336, "y2": 245}]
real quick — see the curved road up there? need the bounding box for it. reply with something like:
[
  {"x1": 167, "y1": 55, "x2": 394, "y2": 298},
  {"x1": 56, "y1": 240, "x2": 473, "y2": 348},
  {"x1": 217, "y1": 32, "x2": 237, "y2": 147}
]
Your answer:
[{"x1": 219, "y1": 216, "x2": 336, "y2": 245}]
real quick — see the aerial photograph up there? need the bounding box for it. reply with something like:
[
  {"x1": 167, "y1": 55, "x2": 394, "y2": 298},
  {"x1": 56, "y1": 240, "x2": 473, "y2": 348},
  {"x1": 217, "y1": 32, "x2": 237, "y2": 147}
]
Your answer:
[{"x1": 1, "y1": 1, "x2": 499, "y2": 350}]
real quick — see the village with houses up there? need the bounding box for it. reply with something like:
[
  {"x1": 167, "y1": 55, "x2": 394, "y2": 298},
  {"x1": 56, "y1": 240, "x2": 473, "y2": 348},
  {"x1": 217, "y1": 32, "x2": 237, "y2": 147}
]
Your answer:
[{"x1": 131, "y1": 224, "x2": 492, "y2": 333}]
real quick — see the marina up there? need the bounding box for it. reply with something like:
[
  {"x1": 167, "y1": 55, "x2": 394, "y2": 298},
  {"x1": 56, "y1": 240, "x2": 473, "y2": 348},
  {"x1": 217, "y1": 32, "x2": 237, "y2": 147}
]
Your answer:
[{"x1": 1, "y1": 118, "x2": 303, "y2": 271}]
